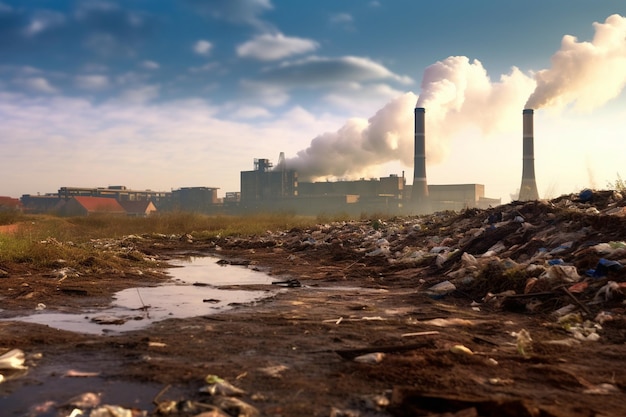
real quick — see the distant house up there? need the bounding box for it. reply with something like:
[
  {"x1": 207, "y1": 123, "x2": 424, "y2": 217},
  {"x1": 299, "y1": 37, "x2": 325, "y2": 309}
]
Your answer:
[
  {"x1": 119, "y1": 200, "x2": 157, "y2": 217},
  {"x1": 56, "y1": 196, "x2": 126, "y2": 217},
  {"x1": 0, "y1": 196, "x2": 22, "y2": 212},
  {"x1": 20, "y1": 194, "x2": 61, "y2": 214}
]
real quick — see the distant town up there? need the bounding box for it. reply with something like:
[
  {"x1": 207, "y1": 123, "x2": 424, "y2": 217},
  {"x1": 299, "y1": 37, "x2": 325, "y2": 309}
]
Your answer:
[{"x1": 1, "y1": 156, "x2": 501, "y2": 217}]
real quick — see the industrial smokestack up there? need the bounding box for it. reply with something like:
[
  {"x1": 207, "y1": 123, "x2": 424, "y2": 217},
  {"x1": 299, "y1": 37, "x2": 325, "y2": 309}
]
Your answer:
[
  {"x1": 518, "y1": 109, "x2": 539, "y2": 201},
  {"x1": 412, "y1": 107, "x2": 429, "y2": 202}
]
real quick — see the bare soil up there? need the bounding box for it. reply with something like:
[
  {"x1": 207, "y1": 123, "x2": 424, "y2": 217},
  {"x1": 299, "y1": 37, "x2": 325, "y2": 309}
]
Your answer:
[{"x1": 1, "y1": 208, "x2": 626, "y2": 416}]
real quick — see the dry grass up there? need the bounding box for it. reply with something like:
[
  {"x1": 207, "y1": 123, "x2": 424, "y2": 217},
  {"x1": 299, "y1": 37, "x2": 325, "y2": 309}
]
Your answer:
[{"x1": 0, "y1": 211, "x2": 358, "y2": 267}]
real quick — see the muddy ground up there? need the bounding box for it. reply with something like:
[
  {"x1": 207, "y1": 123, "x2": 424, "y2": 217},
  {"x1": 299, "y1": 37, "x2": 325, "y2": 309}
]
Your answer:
[{"x1": 1, "y1": 201, "x2": 626, "y2": 417}]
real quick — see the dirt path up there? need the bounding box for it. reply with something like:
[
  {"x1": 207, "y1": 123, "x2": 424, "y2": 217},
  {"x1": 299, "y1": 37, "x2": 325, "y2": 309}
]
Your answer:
[
  {"x1": 2, "y1": 196, "x2": 626, "y2": 417},
  {"x1": 0, "y1": 240, "x2": 624, "y2": 417}
]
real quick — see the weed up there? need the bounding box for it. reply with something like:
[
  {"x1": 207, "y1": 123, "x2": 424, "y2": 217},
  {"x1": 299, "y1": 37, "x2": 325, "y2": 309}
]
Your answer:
[{"x1": 0, "y1": 211, "x2": 375, "y2": 267}]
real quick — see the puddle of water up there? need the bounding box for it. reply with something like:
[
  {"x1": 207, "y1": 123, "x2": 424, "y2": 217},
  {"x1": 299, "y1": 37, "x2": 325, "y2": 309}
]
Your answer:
[
  {"x1": 0, "y1": 349, "x2": 191, "y2": 416},
  {"x1": 0, "y1": 373, "x2": 171, "y2": 417},
  {"x1": 5, "y1": 256, "x2": 279, "y2": 335}
]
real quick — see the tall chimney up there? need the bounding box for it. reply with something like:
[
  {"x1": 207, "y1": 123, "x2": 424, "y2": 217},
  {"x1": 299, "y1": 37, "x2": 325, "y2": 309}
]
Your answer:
[
  {"x1": 518, "y1": 108, "x2": 539, "y2": 201},
  {"x1": 412, "y1": 107, "x2": 428, "y2": 202}
]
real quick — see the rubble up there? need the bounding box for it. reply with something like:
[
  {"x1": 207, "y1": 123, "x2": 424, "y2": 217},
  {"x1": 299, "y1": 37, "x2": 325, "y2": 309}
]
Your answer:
[
  {"x1": 212, "y1": 190, "x2": 626, "y2": 340},
  {"x1": 1, "y1": 189, "x2": 626, "y2": 416}
]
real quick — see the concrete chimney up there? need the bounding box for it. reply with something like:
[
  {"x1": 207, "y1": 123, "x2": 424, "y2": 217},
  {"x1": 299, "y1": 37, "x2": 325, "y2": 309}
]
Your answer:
[
  {"x1": 412, "y1": 107, "x2": 429, "y2": 202},
  {"x1": 518, "y1": 109, "x2": 539, "y2": 201}
]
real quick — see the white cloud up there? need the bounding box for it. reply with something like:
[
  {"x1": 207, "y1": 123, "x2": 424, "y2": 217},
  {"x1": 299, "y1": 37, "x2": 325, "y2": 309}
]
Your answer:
[
  {"x1": 228, "y1": 105, "x2": 272, "y2": 119},
  {"x1": 239, "y1": 79, "x2": 290, "y2": 107},
  {"x1": 115, "y1": 71, "x2": 150, "y2": 86},
  {"x1": 193, "y1": 39, "x2": 213, "y2": 56},
  {"x1": 187, "y1": 0, "x2": 274, "y2": 32},
  {"x1": 16, "y1": 66, "x2": 43, "y2": 75},
  {"x1": 24, "y1": 10, "x2": 65, "y2": 36},
  {"x1": 323, "y1": 83, "x2": 406, "y2": 116},
  {"x1": 260, "y1": 55, "x2": 414, "y2": 87},
  {"x1": 0, "y1": 92, "x2": 340, "y2": 198},
  {"x1": 329, "y1": 13, "x2": 353, "y2": 24},
  {"x1": 189, "y1": 62, "x2": 219, "y2": 73},
  {"x1": 83, "y1": 33, "x2": 120, "y2": 55},
  {"x1": 117, "y1": 84, "x2": 160, "y2": 103},
  {"x1": 237, "y1": 33, "x2": 319, "y2": 61},
  {"x1": 15, "y1": 77, "x2": 58, "y2": 94},
  {"x1": 76, "y1": 75, "x2": 109, "y2": 91},
  {"x1": 76, "y1": 74, "x2": 109, "y2": 90},
  {"x1": 82, "y1": 63, "x2": 109, "y2": 73},
  {"x1": 141, "y1": 60, "x2": 160, "y2": 70}
]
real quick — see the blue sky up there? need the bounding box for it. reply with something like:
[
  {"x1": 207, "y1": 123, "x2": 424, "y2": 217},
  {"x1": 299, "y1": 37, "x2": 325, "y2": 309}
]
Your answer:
[{"x1": 2, "y1": 0, "x2": 626, "y2": 203}]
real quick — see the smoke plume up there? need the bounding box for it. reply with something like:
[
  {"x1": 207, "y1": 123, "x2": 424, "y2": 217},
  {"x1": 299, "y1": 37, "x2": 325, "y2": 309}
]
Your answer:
[
  {"x1": 286, "y1": 14, "x2": 626, "y2": 183},
  {"x1": 526, "y1": 14, "x2": 626, "y2": 110},
  {"x1": 286, "y1": 57, "x2": 534, "y2": 182},
  {"x1": 285, "y1": 93, "x2": 416, "y2": 181}
]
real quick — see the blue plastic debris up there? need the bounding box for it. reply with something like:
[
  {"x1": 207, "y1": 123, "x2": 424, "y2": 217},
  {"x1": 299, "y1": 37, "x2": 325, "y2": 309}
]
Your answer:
[
  {"x1": 579, "y1": 189, "x2": 593, "y2": 202},
  {"x1": 586, "y1": 258, "x2": 623, "y2": 278}
]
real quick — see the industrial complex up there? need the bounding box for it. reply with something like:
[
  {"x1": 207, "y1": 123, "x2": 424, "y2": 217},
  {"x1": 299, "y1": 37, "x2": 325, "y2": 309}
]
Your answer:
[{"x1": 12, "y1": 107, "x2": 542, "y2": 216}]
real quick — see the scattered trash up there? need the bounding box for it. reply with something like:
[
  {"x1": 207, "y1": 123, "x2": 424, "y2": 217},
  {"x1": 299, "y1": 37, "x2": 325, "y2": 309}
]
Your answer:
[
  {"x1": 89, "y1": 405, "x2": 134, "y2": 417},
  {"x1": 0, "y1": 349, "x2": 27, "y2": 370},
  {"x1": 539, "y1": 265, "x2": 581, "y2": 282},
  {"x1": 400, "y1": 331, "x2": 440, "y2": 338},
  {"x1": 449, "y1": 345, "x2": 473, "y2": 356},
  {"x1": 63, "y1": 369, "x2": 101, "y2": 378},
  {"x1": 353, "y1": 352, "x2": 385, "y2": 364},
  {"x1": 60, "y1": 392, "x2": 102, "y2": 409},
  {"x1": 583, "y1": 383, "x2": 620, "y2": 395},
  {"x1": 90, "y1": 315, "x2": 129, "y2": 325},
  {"x1": 271, "y1": 278, "x2": 302, "y2": 287},
  {"x1": 514, "y1": 329, "x2": 532, "y2": 357},
  {"x1": 593, "y1": 281, "x2": 623, "y2": 302},
  {"x1": 488, "y1": 378, "x2": 514, "y2": 386},
  {"x1": 330, "y1": 407, "x2": 361, "y2": 417},
  {"x1": 200, "y1": 375, "x2": 246, "y2": 396},
  {"x1": 579, "y1": 188, "x2": 594, "y2": 202},
  {"x1": 258, "y1": 364, "x2": 289, "y2": 378},
  {"x1": 209, "y1": 396, "x2": 259, "y2": 417},
  {"x1": 4, "y1": 190, "x2": 626, "y2": 415},
  {"x1": 421, "y1": 318, "x2": 475, "y2": 327},
  {"x1": 587, "y1": 258, "x2": 623, "y2": 278},
  {"x1": 425, "y1": 280, "x2": 456, "y2": 298}
]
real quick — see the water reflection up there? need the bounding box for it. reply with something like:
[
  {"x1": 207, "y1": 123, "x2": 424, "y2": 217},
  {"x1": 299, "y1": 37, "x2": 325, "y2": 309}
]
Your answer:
[{"x1": 7, "y1": 256, "x2": 279, "y2": 335}]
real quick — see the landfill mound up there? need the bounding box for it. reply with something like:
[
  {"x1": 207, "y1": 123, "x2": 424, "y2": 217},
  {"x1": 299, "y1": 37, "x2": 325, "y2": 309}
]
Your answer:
[
  {"x1": 216, "y1": 189, "x2": 626, "y2": 325},
  {"x1": 1, "y1": 189, "x2": 626, "y2": 417}
]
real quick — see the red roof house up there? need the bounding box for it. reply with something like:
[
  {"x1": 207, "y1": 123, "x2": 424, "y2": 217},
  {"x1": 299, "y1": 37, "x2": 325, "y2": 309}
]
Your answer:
[
  {"x1": 118, "y1": 200, "x2": 157, "y2": 217},
  {"x1": 56, "y1": 196, "x2": 126, "y2": 216},
  {"x1": 0, "y1": 196, "x2": 22, "y2": 211}
]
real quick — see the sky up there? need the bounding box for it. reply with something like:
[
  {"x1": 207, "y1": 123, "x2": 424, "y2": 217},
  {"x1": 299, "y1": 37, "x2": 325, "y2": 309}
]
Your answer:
[{"x1": 2, "y1": 0, "x2": 626, "y2": 203}]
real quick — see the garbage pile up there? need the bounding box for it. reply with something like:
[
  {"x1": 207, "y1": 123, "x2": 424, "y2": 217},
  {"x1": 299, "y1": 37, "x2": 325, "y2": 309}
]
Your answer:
[
  {"x1": 216, "y1": 189, "x2": 626, "y2": 338},
  {"x1": 3, "y1": 372, "x2": 259, "y2": 417}
]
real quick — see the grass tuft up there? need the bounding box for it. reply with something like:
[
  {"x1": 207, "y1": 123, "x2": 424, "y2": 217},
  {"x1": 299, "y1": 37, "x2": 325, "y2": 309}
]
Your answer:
[{"x1": 0, "y1": 211, "x2": 363, "y2": 267}]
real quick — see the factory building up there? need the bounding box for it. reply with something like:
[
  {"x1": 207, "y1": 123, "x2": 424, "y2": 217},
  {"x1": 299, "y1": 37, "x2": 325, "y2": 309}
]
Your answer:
[
  {"x1": 171, "y1": 187, "x2": 220, "y2": 212},
  {"x1": 298, "y1": 175, "x2": 404, "y2": 200},
  {"x1": 420, "y1": 184, "x2": 500, "y2": 211},
  {"x1": 57, "y1": 186, "x2": 170, "y2": 203},
  {"x1": 21, "y1": 105, "x2": 541, "y2": 216},
  {"x1": 240, "y1": 157, "x2": 298, "y2": 203}
]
